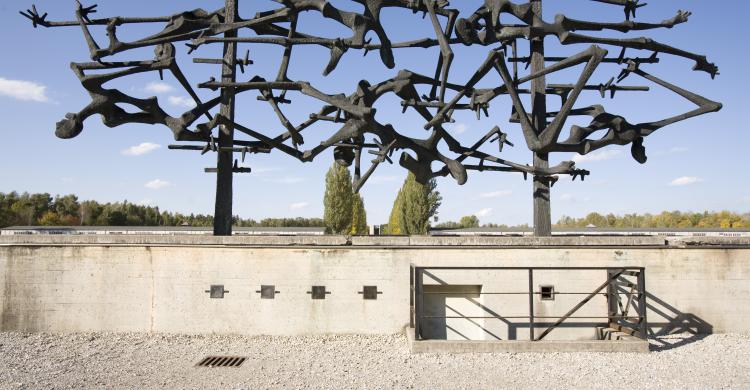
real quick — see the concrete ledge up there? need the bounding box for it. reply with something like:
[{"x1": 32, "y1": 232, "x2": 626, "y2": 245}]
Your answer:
[
  {"x1": 406, "y1": 329, "x2": 649, "y2": 353},
  {"x1": 0, "y1": 234, "x2": 349, "y2": 247},
  {"x1": 350, "y1": 236, "x2": 411, "y2": 246},
  {"x1": 3, "y1": 234, "x2": 730, "y2": 248},
  {"x1": 406, "y1": 235, "x2": 666, "y2": 247},
  {"x1": 4, "y1": 233, "x2": 750, "y2": 248},
  {"x1": 669, "y1": 236, "x2": 750, "y2": 247}
]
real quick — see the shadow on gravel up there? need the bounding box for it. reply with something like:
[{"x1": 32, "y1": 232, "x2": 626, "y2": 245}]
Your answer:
[{"x1": 646, "y1": 292, "x2": 712, "y2": 352}]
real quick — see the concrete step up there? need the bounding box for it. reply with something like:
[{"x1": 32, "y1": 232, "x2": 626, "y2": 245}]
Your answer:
[
  {"x1": 596, "y1": 326, "x2": 641, "y2": 341},
  {"x1": 408, "y1": 328, "x2": 650, "y2": 353}
]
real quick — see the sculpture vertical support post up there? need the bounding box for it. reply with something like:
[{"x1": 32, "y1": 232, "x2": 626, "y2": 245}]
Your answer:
[
  {"x1": 213, "y1": 0, "x2": 238, "y2": 236},
  {"x1": 530, "y1": 0, "x2": 552, "y2": 237}
]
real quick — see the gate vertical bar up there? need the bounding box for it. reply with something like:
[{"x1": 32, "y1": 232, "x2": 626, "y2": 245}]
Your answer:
[
  {"x1": 415, "y1": 267, "x2": 424, "y2": 340},
  {"x1": 637, "y1": 267, "x2": 648, "y2": 339},
  {"x1": 530, "y1": 0, "x2": 551, "y2": 237},
  {"x1": 410, "y1": 265, "x2": 415, "y2": 329},
  {"x1": 213, "y1": 0, "x2": 238, "y2": 236},
  {"x1": 528, "y1": 268, "x2": 535, "y2": 340},
  {"x1": 607, "y1": 269, "x2": 618, "y2": 326}
]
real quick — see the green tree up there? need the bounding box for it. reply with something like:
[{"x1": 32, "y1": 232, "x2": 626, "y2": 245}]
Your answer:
[
  {"x1": 53, "y1": 195, "x2": 79, "y2": 218},
  {"x1": 0, "y1": 192, "x2": 20, "y2": 227},
  {"x1": 350, "y1": 194, "x2": 368, "y2": 235},
  {"x1": 434, "y1": 220, "x2": 461, "y2": 229},
  {"x1": 386, "y1": 189, "x2": 404, "y2": 235},
  {"x1": 106, "y1": 210, "x2": 127, "y2": 226},
  {"x1": 26, "y1": 193, "x2": 53, "y2": 223},
  {"x1": 392, "y1": 173, "x2": 442, "y2": 235},
  {"x1": 38, "y1": 211, "x2": 62, "y2": 226},
  {"x1": 323, "y1": 163, "x2": 354, "y2": 234},
  {"x1": 79, "y1": 200, "x2": 102, "y2": 226},
  {"x1": 459, "y1": 215, "x2": 480, "y2": 228},
  {"x1": 10, "y1": 201, "x2": 34, "y2": 225}
]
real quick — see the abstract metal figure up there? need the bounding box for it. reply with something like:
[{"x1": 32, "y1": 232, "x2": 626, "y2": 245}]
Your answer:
[{"x1": 22, "y1": 0, "x2": 721, "y2": 236}]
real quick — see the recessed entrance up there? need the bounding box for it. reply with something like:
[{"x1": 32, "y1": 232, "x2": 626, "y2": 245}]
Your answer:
[{"x1": 421, "y1": 284, "x2": 483, "y2": 340}]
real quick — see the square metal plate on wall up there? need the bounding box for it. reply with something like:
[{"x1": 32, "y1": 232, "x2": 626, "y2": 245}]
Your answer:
[
  {"x1": 310, "y1": 286, "x2": 328, "y2": 299},
  {"x1": 260, "y1": 285, "x2": 277, "y2": 299},
  {"x1": 361, "y1": 286, "x2": 381, "y2": 300},
  {"x1": 207, "y1": 285, "x2": 227, "y2": 299}
]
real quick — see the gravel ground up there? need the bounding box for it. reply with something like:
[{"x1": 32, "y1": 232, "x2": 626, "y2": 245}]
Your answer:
[{"x1": 1, "y1": 332, "x2": 748, "y2": 389}]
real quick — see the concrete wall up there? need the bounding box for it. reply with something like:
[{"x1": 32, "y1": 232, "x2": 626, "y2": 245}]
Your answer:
[
  {"x1": 413, "y1": 247, "x2": 750, "y2": 339},
  {"x1": 0, "y1": 245, "x2": 410, "y2": 335},
  {"x1": 1, "y1": 236, "x2": 748, "y2": 339}
]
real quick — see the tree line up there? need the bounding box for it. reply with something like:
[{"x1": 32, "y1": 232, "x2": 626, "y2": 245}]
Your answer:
[
  {"x1": 5, "y1": 186, "x2": 745, "y2": 233},
  {"x1": 555, "y1": 211, "x2": 750, "y2": 229},
  {"x1": 0, "y1": 191, "x2": 324, "y2": 228},
  {"x1": 432, "y1": 211, "x2": 750, "y2": 230}
]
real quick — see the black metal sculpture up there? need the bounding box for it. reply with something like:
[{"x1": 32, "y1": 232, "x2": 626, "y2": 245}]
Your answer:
[{"x1": 22, "y1": 0, "x2": 721, "y2": 236}]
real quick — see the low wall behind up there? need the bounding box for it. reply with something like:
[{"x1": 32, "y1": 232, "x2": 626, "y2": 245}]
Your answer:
[{"x1": 1, "y1": 236, "x2": 748, "y2": 337}]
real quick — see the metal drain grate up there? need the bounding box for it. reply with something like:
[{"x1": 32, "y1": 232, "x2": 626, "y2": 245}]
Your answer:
[{"x1": 196, "y1": 356, "x2": 247, "y2": 368}]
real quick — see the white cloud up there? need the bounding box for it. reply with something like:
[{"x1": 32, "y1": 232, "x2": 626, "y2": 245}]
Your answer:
[
  {"x1": 452, "y1": 123, "x2": 469, "y2": 134},
  {"x1": 145, "y1": 179, "x2": 172, "y2": 189},
  {"x1": 145, "y1": 82, "x2": 174, "y2": 94},
  {"x1": 654, "y1": 146, "x2": 689, "y2": 157},
  {"x1": 668, "y1": 146, "x2": 689, "y2": 154},
  {"x1": 669, "y1": 176, "x2": 703, "y2": 186},
  {"x1": 252, "y1": 166, "x2": 282, "y2": 174},
  {"x1": 369, "y1": 175, "x2": 400, "y2": 184},
  {"x1": 474, "y1": 208, "x2": 493, "y2": 218},
  {"x1": 560, "y1": 193, "x2": 575, "y2": 201},
  {"x1": 479, "y1": 190, "x2": 513, "y2": 199},
  {"x1": 167, "y1": 95, "x2": 196, "y2": 108},
  {"x1": 272, "y1": 177, "x2": 306, "y2": 184},
  {"x1": 122, "y1": 142, "x2": 161, "y2": 156},
  {"x1": 289, "y1": 202, "x2": 310, "y2": 210},
  {"x1": 560, "y1": 193, "x2": 591, "y2": 202},
  {"x1": 0, "y1": 77, "x2": 49, "y2": 102},
  {"x1": 572, "y1": 149, "x2": 622, "y2": 164}
]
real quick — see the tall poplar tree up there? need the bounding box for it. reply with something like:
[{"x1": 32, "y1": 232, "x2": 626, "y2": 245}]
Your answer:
[
  {"x1": 385, "y1": 189, "x2": 403, "y2": 235},
  {"x1": 387, "y1": 173, "x2": 441, "y2": 235},
  {"x1": 323, "y1": 163, "x2": 354, "y2": 234},
  {"x1": 350, "y1": 194, "x2": 368, "y2": 235}
]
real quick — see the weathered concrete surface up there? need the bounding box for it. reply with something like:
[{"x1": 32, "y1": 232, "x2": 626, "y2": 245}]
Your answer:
[
  {"x1": 1, "y1": 240, "x2": 749, "y2": 338},
  {"x1": 6, "y1": 234, "x2": 750, "y2": 248},
  {"x1": 406, "y1": 328, "x2": 649, "y2": 353},
  {"x1": 407, "y1": 235, "x2": 667, "y2": 247},
  {"x1": 350, "y1": 236, "x2": 411, "y2": 246},
  {"x1": 0, "y1": 235, "x2": 349, "y2": 247},
  {"x1": 0, "y1": 246, "x2": 410, "y2": 335},
  {"x1": 669, "y1": 236, "x2": 750, "y2": 247}
]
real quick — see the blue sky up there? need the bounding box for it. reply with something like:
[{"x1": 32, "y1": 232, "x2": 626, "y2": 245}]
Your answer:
[{"x1": 0, "y1": 0, "x2": 747, "y2": 225}]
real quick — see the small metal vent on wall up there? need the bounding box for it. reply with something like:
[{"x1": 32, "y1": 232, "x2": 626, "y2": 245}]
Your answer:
[
  {"x1": 540, "y1": 285, "x2": 555, "y2": 300},
  {"x1": 196, "y1": 356, "x2": 247, "y2": 368}
]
